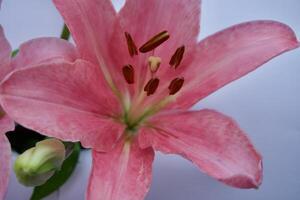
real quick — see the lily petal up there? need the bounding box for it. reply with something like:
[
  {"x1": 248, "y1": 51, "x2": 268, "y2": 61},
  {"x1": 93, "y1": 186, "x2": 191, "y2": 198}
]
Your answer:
[
  {"x1": 0, "y1": 25, "x2": 13, "y2": 81},
  {"x1": 0, "y1": 59, "x2": 123, "y2": 151},
  {"x1": 119, "y1": 0, "x2": 200, "y2": 55},
  {"x1": 0, "y1": 26, "x2": 10, "y2": 65},
  {"x1": 12, "y1": 37, "x2": 78, "y2": 69},
  {"x1": 87, "y1": 139, "x2": 154, "y2": 200},
  {"x1": 0, "y1": 114, "x2": 14, "y2": 136},
  {"x1": 52, "y1": 0, "x2": 127, "y2": 91},
  {"x1": 52, "y1": 0, "x2": 116, "y2": 62},
  {"x1": 173, "y1": 21, "x2": 299, "y2": 109},
  {"x1": 0, "y1": 26, "x2": 15, "y2": 200},
  {"x1": 118, "y1": 0, "x2": 201, "y2": 87},
  {"x1": 0, "y1": 133, "x2": 11, "y2": 200},
  {"x1": 139, "y1": 109, "x2": 262, "y2": 188},
  {"x1": 0, "y1": 115, "x2": 15, "y2": 200}
]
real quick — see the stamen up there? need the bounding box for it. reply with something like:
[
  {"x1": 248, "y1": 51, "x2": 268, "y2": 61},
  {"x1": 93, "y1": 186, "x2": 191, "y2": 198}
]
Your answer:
[
  {"x1": 144, "y1": 78, "x2": 160, "y2": 96},
  {"x1": 139, "y1": 31, "x2": 170, "y2": 53},
  {"x1": 148, "y1": 56, "x2": 161, "y2": 73},
  {"x1": 168, "y1": 77, "x2": 184, "y2": 95},
  {"x1": 169, "y1": 46, "x2": 185, "y2": 69},
  {"x1": 124, "y1": 32, "x2": 138, "y2": 57},
  {"x1": 122, "y1": 65, "x2": 135, "y2": 84}
]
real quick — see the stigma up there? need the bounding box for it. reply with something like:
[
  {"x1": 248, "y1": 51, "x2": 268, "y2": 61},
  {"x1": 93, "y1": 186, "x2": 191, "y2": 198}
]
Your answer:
[{"x1": 148, "y1": 56, "x2": 161, "y2": 74}]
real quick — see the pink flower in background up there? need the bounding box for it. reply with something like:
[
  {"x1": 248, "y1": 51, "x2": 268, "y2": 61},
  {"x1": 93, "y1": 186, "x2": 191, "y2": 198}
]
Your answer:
[
  {"x1": 0, "y1": 26, "x2": 16, "y2": 200},
  {"x1": 0, "y1": 0, "x2": 298, "y2": 200}
]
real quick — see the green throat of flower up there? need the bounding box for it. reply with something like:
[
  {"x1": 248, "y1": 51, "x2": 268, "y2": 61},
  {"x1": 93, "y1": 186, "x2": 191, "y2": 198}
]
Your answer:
[
  {"x1": 102, "y1": 30, "x2": 187, "y2": 136},
  {"x1": 122, "y1": 95, "x2": 173, "y2": 137}
]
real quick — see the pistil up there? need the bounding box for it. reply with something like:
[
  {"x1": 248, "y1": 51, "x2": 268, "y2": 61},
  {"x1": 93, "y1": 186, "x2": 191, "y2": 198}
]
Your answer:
[
  {"x1": 121, "y1": 29, "x2": 187, "y2": 130},
  {"x1": 148, "y1": 56, "x2": 161, "y2": 74}
]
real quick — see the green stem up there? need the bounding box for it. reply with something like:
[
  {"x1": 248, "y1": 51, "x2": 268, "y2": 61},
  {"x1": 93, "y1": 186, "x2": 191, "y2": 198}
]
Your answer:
[{"x1": 60, "y1": 24, "x2": 70, "y2": 40}]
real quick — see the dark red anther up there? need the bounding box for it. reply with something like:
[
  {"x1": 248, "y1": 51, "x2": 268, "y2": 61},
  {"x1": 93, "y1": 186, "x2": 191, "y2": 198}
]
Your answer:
[
  {"x1": 125, "y1": 32, "x2": 138, "y2": 57},
  {"x1": 122, "y1": 65, "x2": 135, "y2": 84},
  {"x1": 168, "y1": 77, "x2": 184, "y2": 95},
  {"x1": 139, "y1": 31, "x2": 170, "y2": 53},
  {"x1": 144, "y1": 78, "x2": 160, "y2": 96},
  {"x1": 169, "y1": 45, "x2": 185, "y2": 69}
]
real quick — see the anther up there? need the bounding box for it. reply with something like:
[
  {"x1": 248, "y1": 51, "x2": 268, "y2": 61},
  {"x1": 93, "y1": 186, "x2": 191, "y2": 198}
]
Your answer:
[
  {"x1": 139, "y1": 31, "x2": 170, "y2": 53},
  {"x1": 122, "y1": 65, "x2": 135, "y2": 84},
  {"x1": 125, "y1": 32, "x2": 138, "y2": 57},
  {"x1": 148, "y1": 56, "x2": 161, "y2": 74},
  {"x1": 144, "y1": 78, "x2": 160, "y2": 96},
  {"x1": 169, "y1": 46, "x2": 185, "y2": 69},
  {"x1": 168, "y1": 77, "x2": 184, "y2": 95}
]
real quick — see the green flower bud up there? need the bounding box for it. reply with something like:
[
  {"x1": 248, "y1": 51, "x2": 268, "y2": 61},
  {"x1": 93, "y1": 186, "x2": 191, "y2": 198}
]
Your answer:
[{"x1": 14, "y1": 138, "x2": 66, "y2": 187}]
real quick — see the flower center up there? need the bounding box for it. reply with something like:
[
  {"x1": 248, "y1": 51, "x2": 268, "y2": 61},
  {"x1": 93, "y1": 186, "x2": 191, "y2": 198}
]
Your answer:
[{"x1": 121, "y1": 30, "x2": 186, "y2": 131}]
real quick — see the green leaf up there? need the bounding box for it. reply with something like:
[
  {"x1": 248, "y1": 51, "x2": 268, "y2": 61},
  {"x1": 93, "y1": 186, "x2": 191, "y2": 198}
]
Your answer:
[
  {"x1": 11, "y1": 49, "x2": 19, "y2": 57},
  {"x1": 30, "y1": 143, "x2": 80, "y2": 200},
  {"x1": 60, "y1": 24, "x2": 70, "y2": 41}
]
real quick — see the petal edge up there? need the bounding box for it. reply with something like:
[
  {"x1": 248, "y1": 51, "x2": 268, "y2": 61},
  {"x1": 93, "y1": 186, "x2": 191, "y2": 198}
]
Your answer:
[
  {"x1": 173, "y1": 20, "x2": 299, "y2": 109},
  {"x1": 139, "y1": 109, "x2": 263, "y2": 188},
  {"x1": 87, "y1": 139, "x2": 154, "y2": 200}
]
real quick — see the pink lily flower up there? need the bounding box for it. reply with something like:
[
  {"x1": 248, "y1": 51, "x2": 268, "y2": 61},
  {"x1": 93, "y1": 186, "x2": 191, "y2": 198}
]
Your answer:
[
  {"x1": 0, "y1": 25, "x2": 78, "y2": 200},
  {"x1": 0, "y1": 26, "x2": 16, "y2": 200},
  {"x1": 0, "y1": 0, "x2": 299, "y2": 199}
]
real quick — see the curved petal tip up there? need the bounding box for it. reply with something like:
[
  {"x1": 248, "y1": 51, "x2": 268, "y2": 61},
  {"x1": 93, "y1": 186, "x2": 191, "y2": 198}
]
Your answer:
[{"x1": 221, "y1": 158, "x2": 263, "y2": 189}]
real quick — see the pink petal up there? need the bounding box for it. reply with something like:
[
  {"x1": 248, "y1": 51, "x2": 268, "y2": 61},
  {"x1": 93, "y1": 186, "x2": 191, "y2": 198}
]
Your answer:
[
  {"x1": 172, "y1": 21, "x2": 299, "y2": 109},
  {"x1": 139, "y1": 109, "x2": 262, "y2": 188},
  {"x1": 0, "y1": 59, "x2": 124, "y2": 151},
  {"x1": 0, "y1": 25, "x2": 13, "y2": 81},
  {"x1": 118, "y1": 0, "x2": 200, "y2": 55},
  {"x1": 0, "y1": 26, "x2": 15, "y2": 199},
  {"x1": 52, "y1": 0, "x2": 116, "y2": 62},
  {"x1": 0, "y1": 133, "x2": 11, "y2": 200},
  {"x1": 52, "y1": 0, "x2": 127, "y2": 91},
  {"x1": 87, "y1": 139, "x2": 154, "y2": 200},
  {"x1": 118, "y1": 0, "x2": 200, "y2": 88},
  {"x1": 0, "y1": 113, "x2": 15, "y2": 134},
  {"x1": 12, "y1": 37, "x2": 78, "y2": 69},
  {"x1": 0, "y1": 26, "x2": 10, "y2": 65},
  {"x1": 0, "y1": 115, "x2": 15, "y2": 200}
]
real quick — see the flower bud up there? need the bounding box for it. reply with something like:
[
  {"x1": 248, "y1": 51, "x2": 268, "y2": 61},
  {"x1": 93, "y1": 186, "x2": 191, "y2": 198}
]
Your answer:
[{"x1": 14, "y1": 138, "x2": 66, "y2": 187}]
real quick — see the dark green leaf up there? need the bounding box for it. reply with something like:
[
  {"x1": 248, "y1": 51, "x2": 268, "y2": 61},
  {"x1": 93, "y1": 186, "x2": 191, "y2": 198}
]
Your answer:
[
  {"x1": 30, "y1": 143, "x2": 80, "y2": 200},
  {"x1": 11, "y1": 49, "x2": 19, "y2": 57},
  {"x1": 60, "y1": 24, "x2": 70, "y2": 41}
]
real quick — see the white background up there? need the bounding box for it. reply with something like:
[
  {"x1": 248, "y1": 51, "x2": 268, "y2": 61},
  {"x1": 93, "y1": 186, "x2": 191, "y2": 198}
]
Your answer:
[{"x1": 1, "y1": 0, "x2": 300, "y2": 199}]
